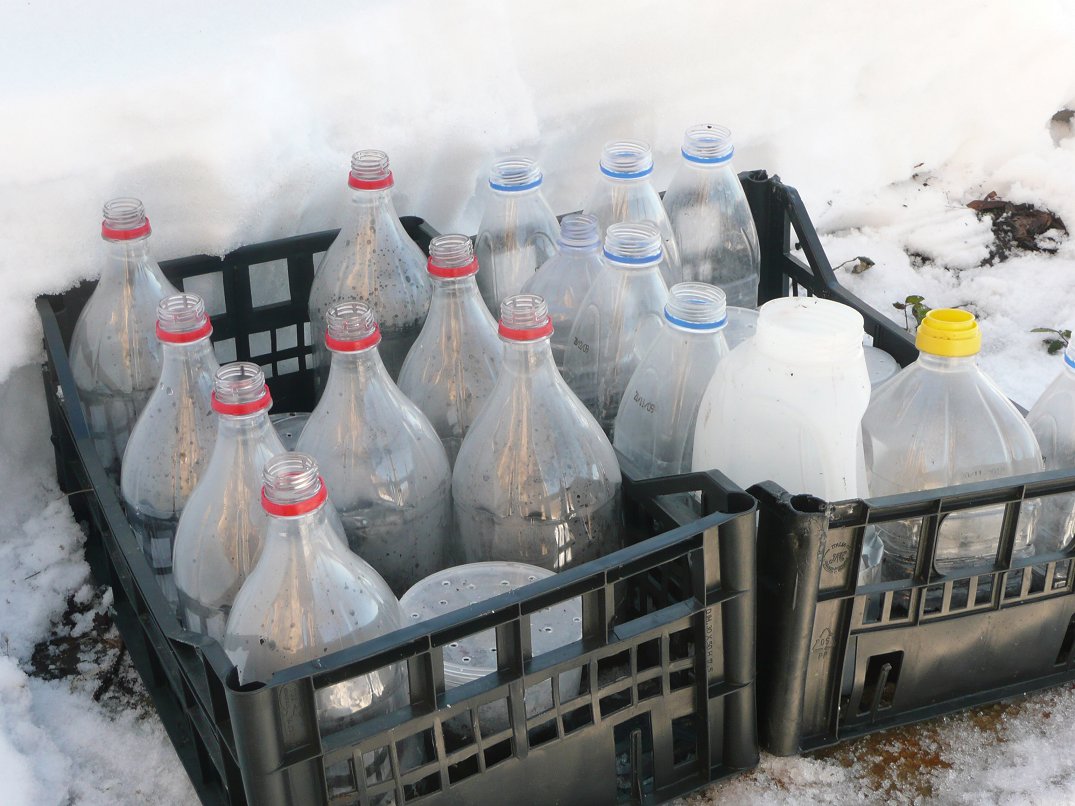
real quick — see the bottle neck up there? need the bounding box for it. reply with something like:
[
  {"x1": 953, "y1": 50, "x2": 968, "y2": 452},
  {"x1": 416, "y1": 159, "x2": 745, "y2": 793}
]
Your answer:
[
  {"x1": 326, "y1": 346, "x2": 390, "y2": 388},
  {"x1": 502, "y1": 337, "x2": 558, "y2": 376},
  {"x1": 215, "y1": 409, "x2": 277, "y2": 439},
  {"x1": 916, "y1": 352, "x2": 979, "y2": 372},
  {"x1": 430, "y1": 274, "x2": 483, "y2": 303},
  {"x1": 160, "y1": 338, "x2": 218, "y2": 377},
  {"x1": 99, "y1": 237, "x2": 156, "y2": 287}
]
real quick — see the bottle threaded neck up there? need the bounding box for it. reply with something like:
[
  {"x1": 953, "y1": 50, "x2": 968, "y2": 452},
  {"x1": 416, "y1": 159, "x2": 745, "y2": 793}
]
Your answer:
[
  {"x1": 681, "y1": 124, "x2": 734, "y2": 164},
  {"x1": 489, "y1": 157, "x2": 543, "y2": 192},
  {"x1": 604, "y1": 221, "x2": 663, "y2": 266},
  {"x1": 600, "y1": 140, "x2": 654, "y2": 179},
  {"x1": 214, "y1": 362, "x2": 267, "y2": 404},
  {"x1": 157, "y1": 293, "x2": 209, "y2": 336},
  {"x1": 326, "y1": 301, "x2": 380, "y2": 350},
  {"x1": 262, "y1": 452, "x2": 325, "y2": 510},
  {"x1": 665, "y1": 283, "x2": 728, "y2": 331},
  {"x1": 102, "y1": 197, "x2": 150, "y2": 241},
  {"x1": 558, "y1": 213, "x2": 600, "y2": 251},
  {"x1": 349, "y1": 149, "x2": 393, "y2": 190},
  {"x1": 428, "y1": 234, "x2": 478, "y2": 277},
  {"x1": 499, "y1": 294, "x2": 553, "y2": 341}
]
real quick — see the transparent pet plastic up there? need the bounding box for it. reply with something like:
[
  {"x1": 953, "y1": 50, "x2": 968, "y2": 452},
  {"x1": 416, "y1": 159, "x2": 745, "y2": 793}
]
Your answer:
[
  {"x1": 562, "y1": 222, "x2": 670, "y2": 436},
  {"x1": 173, "y1": 363, "x2": 285, "y2": 640},
  {"x1": 398, "y1": 235, "x2": 503, "y2": 466},
  {"x1": 584, "y1": 139, "x2": 681, "y2": 286},
  {"x1": 475, "y1": 157, "x2": 560, "y2": 314},
  {"x1": 297, "y1": 301, "x2": 453, "y2": 595},
  {"x1": 1027, "y1": 345, "x2": 1075, "y2": 555},
  {"x1": 223, "y1": 453, "x2": 406, "y2": 755},
  {"x1": 453, "y1": 295, "x2": 623, "y2": 571},
  {"x1": 308, "y1": 150, "x2": 432, "y2": 384},
  {"x1": 519, "y1": 213, "x2": 604, "y2": 372},
  {"x1": 400, "y1": 562, "x2": 582, "y2": 737},
  {"x1": 863, "y1": 310, "x2": 1044, "y2": 577},
  {"x1": 70, "y1": 198, "x2": 179, "y2": 480},
  {"x1": 662, "y1": 125, "x2": 760, "y2": 307},
  {"x1": 121, "y1": 293, "x2": 219, "y2": 604},
  {"x1": 614, "y1": 283, "x2": 730, "y2": 478}
]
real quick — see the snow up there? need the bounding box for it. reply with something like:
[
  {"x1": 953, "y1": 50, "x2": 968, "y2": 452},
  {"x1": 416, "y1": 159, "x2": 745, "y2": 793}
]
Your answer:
[{"x1": 6, "y1": 0, "x2": 1075, "y2": 803}]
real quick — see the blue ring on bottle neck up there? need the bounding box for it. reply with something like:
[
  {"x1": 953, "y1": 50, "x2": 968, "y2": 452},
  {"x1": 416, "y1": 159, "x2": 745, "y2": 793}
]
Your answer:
[
  {"x1": 682, "y1": 146, "x2": 734, "y2": 165},
  {"x1": 664, "y1": 310, "x2": 728, "y2": 331},
  {"x1": 600, "y1": 164, "x2": 653, "y2": 180},
  {"x1": 603, "y1": 249, "x2": 662, "y2": 265},
  {"x1": 489, "y1": 177, "x2": 543, "y2": 192},
  {"x1": 1065, "y1": 351, "x2": 1075, "y2": 371}
]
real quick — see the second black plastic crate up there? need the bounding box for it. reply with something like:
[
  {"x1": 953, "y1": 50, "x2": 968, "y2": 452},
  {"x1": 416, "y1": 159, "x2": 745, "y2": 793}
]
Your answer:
[
  {"x1": 742, "y1": 174, "x2": 1075, "y2": 756},
  {"x1": 38, "y1": 216, "x2": 758, "y2": 804}
]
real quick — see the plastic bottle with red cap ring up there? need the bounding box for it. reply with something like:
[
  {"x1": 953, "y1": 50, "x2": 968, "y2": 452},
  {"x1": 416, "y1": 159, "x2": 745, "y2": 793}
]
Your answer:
[
  {"x1": 453, "y1": 294, "x2": 623, "y2": 571},
  {"x1": 296, "y1": 301, "x2": 453, "y2": 594},
  {"x1": 308, "y1": 149, "x2": 431, "y2": 388},
  {"x1": 222, "y1": 452, "x2": 406, "y2": 786},
  {"x1": 583, "y1": 139, "x2": 682, "y2": 286},
  {"x1": 69, "y1": 197, "x2": 179, "y2": 481},
  {"x1": 121, "y1": 293, "x2": 220, "y2": 605},
  {"x1": 474, "y1": 156, "x2": 560, "y2": 314},
  {"x1": 172, "y1": 362, "x2": 286, "y2": 640},
  {"x1": 397, "y1": 234, "x2": 503, "y2": 467}
]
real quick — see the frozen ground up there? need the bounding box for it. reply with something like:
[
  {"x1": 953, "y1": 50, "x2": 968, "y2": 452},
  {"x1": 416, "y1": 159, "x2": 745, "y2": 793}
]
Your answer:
[{"x1": 6, "y1": 0, "x2": 1075, "y2": 803}]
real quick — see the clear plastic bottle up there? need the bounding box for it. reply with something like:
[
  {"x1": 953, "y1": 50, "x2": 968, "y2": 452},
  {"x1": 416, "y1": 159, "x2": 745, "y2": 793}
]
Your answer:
[
  {"x1": 584, "y1": 139, "x2": 681, "y2": 286},
  {"x1": 70, "y1": 198, "x2": 179, "y2": 481},
  {"x1": 453, "y1": 294, "x2": 623, "y2": 571},
  {"x1": 662, "y1": 125, "x2": 760, "y2": 307},
  {"x1": 562, "y1": 222, "x2": 669, "y2": 436},
  {"x1": 1027, "y1": 344, "x2": 1075, "y2": 556},
  {"x1": 862, "y1": 309, "x2": 1044, "y2": 577},
  {"x1": 475, "y1": 156, "x2": 560, "y2": 314},
  {"x1": 296, "y1": 301, "x2": 453, "y2": 594},
  {"x1": 614, "y1": 283, "x2": 730, "y2": 478},
  {"x1": 397, "y1": 235, "x2": 503, "y2": 466},
  {"x1": 519, "y1": 213, "x2": 604, "y2": 372},
  {"x1": 173, "y1": 362, "x2": 285, "y2": 639},
  {"x1": 121, "y1": 293, "x2": 219, "y2": 604},
  {"x1": 222, "y1": 453, "x2": 406, "y2": 752},
  {"x1": 308, "y1": 150, "x2": 431, "y2": 384}
]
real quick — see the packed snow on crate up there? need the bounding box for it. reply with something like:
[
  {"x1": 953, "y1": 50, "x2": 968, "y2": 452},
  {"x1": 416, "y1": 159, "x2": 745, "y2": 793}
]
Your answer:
[{"x1": 5, "y1": 0, "x2": 1075, "y2": 802}]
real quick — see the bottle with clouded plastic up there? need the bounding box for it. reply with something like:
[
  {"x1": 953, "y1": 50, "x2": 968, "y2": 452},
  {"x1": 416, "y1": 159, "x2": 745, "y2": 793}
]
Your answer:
[
  {"x1": 223, "y1": 453, "x2": 406, "y2": 782},
  {"x1": 1027, "y1": 343, "x2": 1075, "y2": 560},
  {"x1": 308, "y1": 150, "x2": 431, "y2": 385},
  {"x1": 69, "y1": 198, "x2": 179, "y2": 481},
  {"x1": 520, "y1": 213, "x2": 604, "y2": 373},
  {"x1": 475, "y1": 156, "x2": 560, "y2": 314},
  {"x1": 614, "y1": 283, "x2": 730, "y2": 478},
  {"x1": 562, "y1": 222, "x2": 669, "y2": 437},
  {"x1": 173, "y1": 362, "x2": 284, "y2": 640},
  {"x1": 397, "y1": 235, "x2": 503, "y2": 466},
  {"x1": 584, "y1": 139, "x2": 681, "y2": 286},
  {"x1": 296, "y1": 301, "x2": 452, "y2": 594},
  {"x1": 121, "y1": 293, "x2": 219, "y2": 605},
  {"x1": 662, "y1": 124, "x2": 760, "y2": 308},
  {"x1": 454, "y1": 294, "x2": 622, "y2": 571}
]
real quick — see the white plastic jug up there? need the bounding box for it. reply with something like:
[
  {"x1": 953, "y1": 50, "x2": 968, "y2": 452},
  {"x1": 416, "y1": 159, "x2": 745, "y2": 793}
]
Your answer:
[{"x1": 692, "y1": 297, "x2": 871, "y2": 501}]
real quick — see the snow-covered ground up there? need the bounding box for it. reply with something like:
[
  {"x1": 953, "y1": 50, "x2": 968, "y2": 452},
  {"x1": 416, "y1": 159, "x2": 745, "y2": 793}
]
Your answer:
[{"x1": 6, "y1": 0, "x2": 1075, "y2": 803}]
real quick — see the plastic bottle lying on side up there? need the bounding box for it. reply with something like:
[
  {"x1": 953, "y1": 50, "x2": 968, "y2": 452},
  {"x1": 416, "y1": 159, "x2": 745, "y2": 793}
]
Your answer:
[
  {"x1": 453, "y1": 294, "x2": 623, "y2": 572},
  {"x1": 662, "y1": 124, "x2": 760, "y2": 308},
  {"x1": 475, "y1": 156, "x2": 560, "y2": 314},
  {"x1": 614, "y1": 282, "x2": 730, "y2": 478},
  {"x1": 1027, "y1": 342, "x2": 1075, "y2": 560},
  {"x1": 863, "y1": 309, "x2": 1043, "y2": 578},
  {"x1": 70, "y1": 198, "x2": 179, "y2": 481}
]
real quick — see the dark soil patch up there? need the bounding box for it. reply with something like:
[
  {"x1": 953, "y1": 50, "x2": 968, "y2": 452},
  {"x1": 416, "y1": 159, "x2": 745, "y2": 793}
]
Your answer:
[{"x1": 969, "y1": 191, "x2": 1066, "y2": 264}]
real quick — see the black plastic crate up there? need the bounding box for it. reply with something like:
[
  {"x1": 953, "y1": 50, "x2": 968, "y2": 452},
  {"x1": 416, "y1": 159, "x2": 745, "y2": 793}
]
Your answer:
[
  {"x1": 741, "y1": 174, "x2": 1075, "y2": 756},
  {"x1": 37, "y1": 216, "x2": 758, "y2": 805}
]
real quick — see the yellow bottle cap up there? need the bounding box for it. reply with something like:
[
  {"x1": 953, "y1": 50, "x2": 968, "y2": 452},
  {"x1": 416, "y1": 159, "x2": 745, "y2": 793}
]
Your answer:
[{"x1": 915, "y1": 308, "x2": 981, "y2": 357}]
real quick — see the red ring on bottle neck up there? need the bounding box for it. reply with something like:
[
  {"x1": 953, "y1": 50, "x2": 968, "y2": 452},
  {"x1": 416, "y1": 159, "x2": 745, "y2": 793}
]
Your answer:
[
  {"x1": 156, "y1": 319, "x2": 213, "y2": 344},
  {"x1": 102, "y1": 218, "x2": 151, "y2": 240},
  {"x1": 348, "y1": 173, "x2": 394, "y2": 191},
  {"x1": 325, "y1": 325, "x2": 381, "y2": 352},
  {"x1": 427, "y1": 257, "x2": 478, "y2": 279},
  {"x1": 261, "y1": 480, "x2": 328, "y2": 517},
  {"x1": 499, "y1": 319, "x2": 554, "y2": 341},
  {"x1": 211, "y1": 387, "x2": 272, "y2": 416}
]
